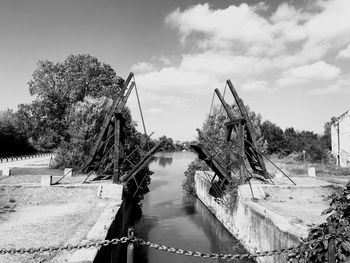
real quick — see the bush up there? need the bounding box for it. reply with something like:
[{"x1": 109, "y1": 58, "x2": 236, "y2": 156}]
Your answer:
[
  {"x1": 288, "y1": 184, "x2": 350, "y2": 262},
  {"x1": 0, "y1": 109, "x2": 36, "y2": 157},
  {"x1": 182, "y1": 158, "x2": 208, "y2": 196}
]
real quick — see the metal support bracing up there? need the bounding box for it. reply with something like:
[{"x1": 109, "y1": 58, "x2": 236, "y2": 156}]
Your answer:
[
  {"x1": 120, "y1": 140, "x2": 166, "y2": 184},
  {"x1": 191, "y1": 143, "x2": 232, "y2": 197},
  {"x1": 226, "y1": 80, "x2": 268, "y2": 179},
  {"x1": 113, "y1": 113, "x2": 125, "y2": 184},
  {"x1": 82, "y1": 72, "x2": 134, "y2": 174},
  {"x1": 214, "y1": 89, "x2": 236, "y2": 120},
  {"x1": 238, "y1": 122, "x2": 245, "y2": 179},
  {"x1": 215, "y1": 83, "x2": 269, "y2": 180}
]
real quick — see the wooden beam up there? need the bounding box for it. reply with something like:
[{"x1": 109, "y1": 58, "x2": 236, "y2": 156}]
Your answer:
[
  {"x1": 120, "y1": 140, "x2": 165, "y2": 184},
  {"x1": 82, "y1": 72, "x2": 133, "y2": 173},
  {"x1": 214, "y1": 89, "x2": 235, "y2": 120},
  {"x1": 225, "y1": 119, "x2": 246, "y2": 127},
  {"x1": 226, "y1": 80, "x2": 269, "y2": 179}
]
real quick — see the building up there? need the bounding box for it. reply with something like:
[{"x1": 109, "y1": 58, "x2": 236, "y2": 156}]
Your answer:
[{"x1": 331, "y1": 110, "x2": 350, "y2": 167}]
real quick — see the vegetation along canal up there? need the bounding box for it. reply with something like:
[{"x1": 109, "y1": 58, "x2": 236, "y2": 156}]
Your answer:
[{"x1": 133, "y1": 151, "x2": 254, "y2": 263}]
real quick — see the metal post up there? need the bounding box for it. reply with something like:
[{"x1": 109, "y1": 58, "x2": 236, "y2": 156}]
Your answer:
[
  {"x1": 225, "y1": 127, "x2": 231, "y2": 170},
  {"x1": 113, "y1": 117, "x2": 121, "y2": 184},
  {"x1": 337, "y1": 122, "x2": 340, "y2": 167},
  {"x1": 127, "y1": 227, "x2": 135, "y2": 263},
  {"x1": 328, "y1": 238, "x2": 335, "y2": 263},
  {"x1": 239, "y1": 123, "x2": 245, "y2": 178},
  {"x1": 113, "y1": 113, "x2": 125, "y2": 184}
]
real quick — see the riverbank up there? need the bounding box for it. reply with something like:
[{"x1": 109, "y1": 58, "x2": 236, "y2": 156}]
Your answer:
[
  {"x1": 194, "y1": 171, "x2": 345, "y2": 263},
  {"x1": 0, "y1": 157, "x2": 123, "y2": 263}
]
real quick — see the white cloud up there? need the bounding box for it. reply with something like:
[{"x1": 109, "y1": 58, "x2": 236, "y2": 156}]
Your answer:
[
  {"x1": 147, "y1": 108, "x2": 163, "y2": 114},
  {"x1": 337, "y1": 43, "x2": 350, "y2": 59},
  {"x1": 277, "y1": 61, "x2": 341, "y2": 86},
  {"x1": 179, "y1": 51, "x2": 274, "y2": 78},
  {"x1": 131, "y1": 62, "x2": 155, "y2": 74},
  {"x1": 308, "y1": 75, "x2": 350, "y2": 95},
  {"x1": 166, "y1": 0, "x2": 350, "y2": 65},
  {"x1": 160, "y1": 95, "x2": 190, "y2": 108},
  {"x1": 134, "y1": 0, "x2": 350, "y2": 102},
  {"x1": 308, "y1": 85, "x2": 340, "y2": 95},
  {"x1": 135, "y1": 50, "x2": 277, "y2": 97},
  {"x1": 135, "y1": 66, "x2": 217, "y2": 94},
  {"x1": 152, "y1": 55, "x2": 173, "y2": 66},
  {"x1": 302, "y1": 0, "x2": 350, "y2": 53},
  {"x1": 166, "y1": 3, "x2": 273, "y2": 49},
  {"x1": 241, "y1": 80, "x2": 270, "y2": 92}
]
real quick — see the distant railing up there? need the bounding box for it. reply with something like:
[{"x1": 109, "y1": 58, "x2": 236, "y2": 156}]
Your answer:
[{"x1": 0, "y1": 153, "x2": 53, "y2": 163}]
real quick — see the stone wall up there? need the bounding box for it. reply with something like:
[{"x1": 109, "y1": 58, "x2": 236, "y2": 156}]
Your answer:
[
  {"x1": 331, "y1": 110, "x2": 350, "y2": 167},
  {"x1": 195, "y1": 171, "x2": 305, "y2": 263}
]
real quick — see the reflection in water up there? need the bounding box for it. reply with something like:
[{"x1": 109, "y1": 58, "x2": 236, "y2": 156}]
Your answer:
[
  {"x1": 158, "y1": 156, "x2": 173, "y2": 167},
  {"x1": 134, "y1": 152, "x2": 255, "y2": 263},
  {"x1": 153, "y1": 155, "x2": 174, "y2": 167}
]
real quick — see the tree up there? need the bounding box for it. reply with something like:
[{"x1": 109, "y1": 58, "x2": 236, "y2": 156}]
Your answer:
[
  {"x1": 55, "y1": 97, "x2": 144, "y2": 174},
  {"x1": 158, "y1": 135, "x2": 176, "y2": 151},
  {"x1": 0, "y1": 109, "x2": 35, "y2": 157},
  {"x1": 183, "y1": 105, "x2": 264, "y2": 197},
  {"x1": 321, "y1": 117, "x2": 337, "y2": 151},
  {"x1": 22, "y1": 54, "x2": 123, "y2": 149},
  {"x1": 260, "y1": 120, "x2": 284, "y2": 154},
  {"x1": 283, "y1": 127, "x2": 299, "y2": 154}
]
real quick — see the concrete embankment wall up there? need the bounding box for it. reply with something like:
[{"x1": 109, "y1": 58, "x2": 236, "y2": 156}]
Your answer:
[
  {"x1": 69, "y1": 184, "x2": 123, "y2": 263},
  {"x1": 195, "y1": 171, "x2": 306, "y2": 263}
]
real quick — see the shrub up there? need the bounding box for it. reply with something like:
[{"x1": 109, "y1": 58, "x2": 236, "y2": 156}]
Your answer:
[
  {"x1": 288, "y1": 184, "x2": 350, "y2": 262},
  {"x1": 182, "y1": 158, "x2": 208, "y2": 196}
]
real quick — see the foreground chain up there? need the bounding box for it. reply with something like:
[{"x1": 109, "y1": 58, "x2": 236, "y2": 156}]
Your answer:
[
  {"x1": 0, "y1": 237, "x2": 130, "y2": 255},
  {"x1": 0, "y1": 236, "x2": 300, "y2": 259},
  {"x1": 134, "y1": 238, "x2": 299, "y2": 260}
]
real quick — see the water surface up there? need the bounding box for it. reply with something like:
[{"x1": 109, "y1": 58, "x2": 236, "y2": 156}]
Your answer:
[{"x1": 134, "y1": 151, "x2": 255, "y2": 263}]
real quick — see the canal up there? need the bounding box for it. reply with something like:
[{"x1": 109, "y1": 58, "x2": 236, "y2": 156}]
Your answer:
[{"x1": 134, "y1": 151, "x2": 255, "y2": 263}]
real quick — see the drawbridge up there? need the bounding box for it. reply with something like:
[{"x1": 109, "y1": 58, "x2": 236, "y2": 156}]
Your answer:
[
  {"x1": 81, "y1": 72, "x2": 165, "y2": 197},
  {"x1": 191, "y1": 79, "x2": 295, "y2": 199}
]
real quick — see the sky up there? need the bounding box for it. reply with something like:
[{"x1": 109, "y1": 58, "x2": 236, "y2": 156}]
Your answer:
[{"x1": 0, "y1": 0, "x2": 350, "y2": 141}]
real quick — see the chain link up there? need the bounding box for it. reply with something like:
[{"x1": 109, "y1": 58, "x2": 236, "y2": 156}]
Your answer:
[
  {"x1": 0, "y1": 237, "x2": 130, "y2": 255},
  {"x1": 2, "y1": 234, "x2": 336, "y2": 259},
  {"x1": 133, "y1": 237, "x2": 300, "y2": 259}
]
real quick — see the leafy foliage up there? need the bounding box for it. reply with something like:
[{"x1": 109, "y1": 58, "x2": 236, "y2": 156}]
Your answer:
[
  {"x1": 157, "y1": 135, "x2": 176, "y2": 151},
  {"x1": 183, "y1": 106, "x2": 263, "y2": 202},
  {"x1": 20, "y1": 54, "x2": 123, "y2": 149},
  {"x1": 288, "y1": 183, "x2": 350, "y2": 262},
  {"x1": 54, "y1": 96, "x2": 112, "y2": 168},
  {"x1": 182, "y1": 158, "x2": 209, "y2": 196},
  {"x1": 0, "y1": 109, "x2": 36, "y2": 157},
  {"x1": 260, "y1": 120, "x2": 284, "y2": 154},
  {"x1": 260, "y1": 120, "x2": 334, "y2": 163}
]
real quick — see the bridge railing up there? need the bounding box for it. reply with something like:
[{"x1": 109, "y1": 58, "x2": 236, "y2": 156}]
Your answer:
[{"x1": 0, "y1": 152, "x2": 53, "y2": 163}]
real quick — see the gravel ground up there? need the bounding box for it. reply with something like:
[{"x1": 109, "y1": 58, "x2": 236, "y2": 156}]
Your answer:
[{"x1": 0, "y1": 157, "x2": 113, "y2": 263}]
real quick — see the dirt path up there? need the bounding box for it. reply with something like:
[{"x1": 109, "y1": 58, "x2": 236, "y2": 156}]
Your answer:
[{"x1": 0, "y1": 157, "x2": 119, "y2": 263}]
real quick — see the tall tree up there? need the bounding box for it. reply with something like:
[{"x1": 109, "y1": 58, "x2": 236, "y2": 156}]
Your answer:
[
  {"x1": 321, "y1": 117, "x2": 337, "y2": 151},
  {"x1": 23, "y1": 54, "x2": 123, "y2": 149},
  {"x1": 260, "y1": 120, "x2": 284, "y2": 154},
  {"x1": 0, "y1": 109, "x2": 35, "y2": 157}
]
